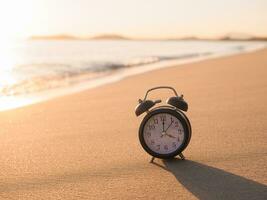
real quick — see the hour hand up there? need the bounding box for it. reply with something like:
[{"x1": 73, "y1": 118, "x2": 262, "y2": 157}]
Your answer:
[{"x1": 166, "y1": 133, "x2": 176, "y2": 138}]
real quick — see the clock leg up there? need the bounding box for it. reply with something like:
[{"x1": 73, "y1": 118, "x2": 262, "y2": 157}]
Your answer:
[
  {"x1": 150, "y1": 157, "x2": 155, "y2": 163},
  {"x1": 179, "y1": 153, "x2": 185, "y2": 160}
]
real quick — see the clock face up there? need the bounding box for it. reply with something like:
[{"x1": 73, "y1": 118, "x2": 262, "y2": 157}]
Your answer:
[{"x1": 143, "y1": 113, "x2": 185, "y2": 155}]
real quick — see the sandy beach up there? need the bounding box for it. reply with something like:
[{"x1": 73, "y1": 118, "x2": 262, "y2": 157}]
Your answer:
[{"x1": 0, "y1": 49, "x2": 267, "y2": 199}]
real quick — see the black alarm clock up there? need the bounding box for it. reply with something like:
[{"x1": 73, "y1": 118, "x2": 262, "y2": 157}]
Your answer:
[{"x1": 135, "y1": 86, "x2": 191, "y2": 162}]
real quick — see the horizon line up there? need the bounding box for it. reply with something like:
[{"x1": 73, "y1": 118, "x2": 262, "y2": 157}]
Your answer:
[{"x1": 28, "y1": 33, "x2": 267, "y2": 41}]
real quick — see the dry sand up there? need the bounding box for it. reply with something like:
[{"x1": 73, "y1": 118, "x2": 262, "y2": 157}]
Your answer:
[{"x1": 0, "y1": 49, "x2": 267, "y2": 199}]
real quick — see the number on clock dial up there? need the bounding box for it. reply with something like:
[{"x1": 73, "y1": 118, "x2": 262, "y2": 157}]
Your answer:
[
  {"x1": 149, "y1": 125, "x2": 155, "y2": 130},
  {"x1": 160, "y1": 115, "x2": 166, "y2": 122},
  {"x1": 146, "y1": 132, "x2": 151, "y2": 137}
]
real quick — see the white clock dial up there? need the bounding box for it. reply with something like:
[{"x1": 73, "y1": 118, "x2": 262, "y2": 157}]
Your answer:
[{"x1": 143, "y1": 113, "x2": 185, "y2": 154}]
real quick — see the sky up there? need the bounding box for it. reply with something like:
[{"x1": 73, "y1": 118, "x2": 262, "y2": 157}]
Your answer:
[{"x1": 0, "y1": 0, "x2": 267, "y2": 39}]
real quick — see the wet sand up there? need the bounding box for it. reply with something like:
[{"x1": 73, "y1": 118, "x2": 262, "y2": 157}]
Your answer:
[{"x1": 0, "y1": 49, "x2": 267, "y2": 199}]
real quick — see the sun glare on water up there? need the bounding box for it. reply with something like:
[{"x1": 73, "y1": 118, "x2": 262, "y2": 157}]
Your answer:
[
  {"x1": 0, "y1": 1, "x2": 36, "y2": 111},
  {"x1": 0, "y1": 40, "x2": 17, "y2": 82},
  {"x1": 0, "y1": 39, "x2": 26, "y2": 111}
]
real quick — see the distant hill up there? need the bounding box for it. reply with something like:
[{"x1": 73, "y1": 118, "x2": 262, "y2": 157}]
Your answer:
[
  {"x1": 219, "y1": 33, "x2": 267, "y2": 41},
  {"x1": 220, "y1": 36, "x2": 267, "y2": 41},
  {"x1": 91, "y1": 34, "x2": 129, "y2": 40},
  {"x1": 220, "y1": 33, "x2": 253, "y2": 40},
  {"x1": 30, "y1": 34, "x2": 80, "y2": 40}
]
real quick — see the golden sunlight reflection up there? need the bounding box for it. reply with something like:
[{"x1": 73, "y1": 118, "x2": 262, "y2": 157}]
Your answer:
[
  {"x1": 0, "y1": 39, "x2": 28, "y2": 111},
  {"x1": 0, "y1": 40, "x2": 18, "y2": 87}
]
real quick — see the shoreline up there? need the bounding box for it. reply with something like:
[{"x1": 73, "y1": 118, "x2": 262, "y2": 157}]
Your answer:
[
  {"x1": 1, "y1": 43, "x2": 266, "y2": 112},
  {"x1": 0, "y1": 48, "x2": 267, "y2": 199}
]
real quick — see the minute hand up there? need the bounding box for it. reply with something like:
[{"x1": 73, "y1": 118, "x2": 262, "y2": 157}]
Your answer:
[{"x1": 165, "y1": 121, "x2": 173, "y2": 132}]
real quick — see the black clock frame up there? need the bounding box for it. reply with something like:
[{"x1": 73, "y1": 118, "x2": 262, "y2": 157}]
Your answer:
[{"x1": 139, "y1": 106, "x2": 191, "y2": 159}]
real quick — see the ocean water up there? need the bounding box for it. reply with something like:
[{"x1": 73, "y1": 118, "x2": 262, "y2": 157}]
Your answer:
[{"x1": 0, "y1": 40, "x2": 266, "y2": 111}]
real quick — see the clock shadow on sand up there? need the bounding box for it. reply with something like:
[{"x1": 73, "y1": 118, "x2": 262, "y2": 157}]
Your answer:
[{"x1": 152, "y1": 159, "x2": 267, "y2": 200}]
